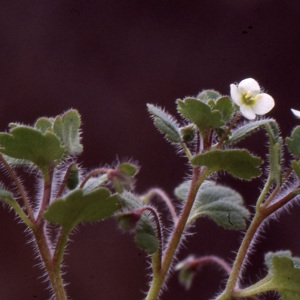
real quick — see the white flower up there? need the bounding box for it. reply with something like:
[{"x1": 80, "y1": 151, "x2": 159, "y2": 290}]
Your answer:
[
  {"x1": 291, "y1": 108, "x2": 300, "y2": 118},
  {"x1": 230, "y1": 78, "x2": 275, "y2": 120}
]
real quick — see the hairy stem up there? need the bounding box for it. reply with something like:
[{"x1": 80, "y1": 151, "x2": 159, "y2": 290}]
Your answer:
[
  {"x1": 79, "y1": 168, "x2": 109, "y2": 188},
  {"x1": 32, "y1": 223, "x2": 67, "y2": 300},
  {"x1": 0, "y1": 154, "x2": 34, "y2": 222},
  {"x1": 189, "y1": 255, "x2": 232, "y2": 275},
  {"x1": 55, "y1": 162, "x2": 76, "y2": 198},
  {"x1": 145, "y1": 167, "x2": 209, "y2": 300},
  {"x1": 142, "y1": 188, "x2": 178, "y2": 223},
  {"x1": 215, "y1": 111, "x2": 240, "y2": 149},
  {"x1": 180, "y1": 142, "x2": 193, "y2": 161},
  {"x1": 216, "y1": 212, "x2": 264, "y2": 300},
  {"x1": 53, "y1": 228, "x2": 70, "y2": 272},
  {"x1": 36, "y1": 169, "x2": 53, "y2": 223},
  {"x1": 141, "y1": 206, "x2": 163, "y2": 271}
]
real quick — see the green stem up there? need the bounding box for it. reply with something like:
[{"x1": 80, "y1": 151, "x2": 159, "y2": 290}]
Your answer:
[
  {"x1": 180, "y1": 142, "x2": 193, "y2": 161},
  {"x1": 256, "y1": 176, "x2": 273, "y2": 208},
  {"x1": 55, "y1": 162, "x2": 76, "y2": 198},
  {"x1": 36, "y1": 169, "x2": 53, "y2": 223},
  {"x1": 141, "y1": 188, "x2": 178, "y2": 223},
  {"x1": 0, "y1": 154, "x2": 34, "y2": 222},
  {"x1": 33, "y1": 167, "x2": 68, "y2": 299},
  {"x1": 5, "y1": 197, "x2": 33, "y2": 229},
  {"x1": 79, "y1": 168, "x2": 109, "y2": 188},
  {"x1": 216, "y1": 212, "x2": 264, "y2": 300},
  {"x1": 233, "y1": 275, "x2": 273, "y2": 298},
  {"x1": 32, "y1": 224, "x2": 67, "y2": 300},
  {"x1": 215, "y1": 111, "x2": 240, "y2": 149},
  {"x1": 145, "y1": 167, "x2": 209, "y2": 300}
]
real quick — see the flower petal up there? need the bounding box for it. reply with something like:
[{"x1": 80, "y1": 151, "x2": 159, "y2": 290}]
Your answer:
[
  {"x1": 252, "y1": 93, "x2": 275, "y2": 115},
  {"x1": 230, "y1": 84, "x2": 242, "y2": 105},
  {"x1": 291, "y1": 108, "x2": 300, "y2": 118},
  {"x1": 238, "y1": 78, "x2": 260, "y2": 93},
  {"x1": 240, "y1": 105, "x2": 256, "y2": 120}
]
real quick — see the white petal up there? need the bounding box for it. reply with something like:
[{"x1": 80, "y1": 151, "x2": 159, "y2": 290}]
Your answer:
[
  {"x1": 291, "y1": 108, "x2": 300, "y2": 118},
  {"x1": 238, "y1": 78, "x2": 260, "y2": 92},
  {"x1": 230, "y1": 84, "x2": 242, "y2": 105},
  {"x1": 252, "y1": 93, "x2": 275, "y2": 115},
  {"x1": 240, "y1": 105, "x2": 256, "y2": 120}
]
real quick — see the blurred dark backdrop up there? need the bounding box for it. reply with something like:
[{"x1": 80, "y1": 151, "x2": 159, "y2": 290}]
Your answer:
[{"x1": 1, "y1": 1, "x2": 300, "y2": 299}]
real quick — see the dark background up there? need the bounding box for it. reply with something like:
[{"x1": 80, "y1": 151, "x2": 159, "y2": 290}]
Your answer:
[{"x1": 0, "y1": 1, "x2": 300, "y2": 299}]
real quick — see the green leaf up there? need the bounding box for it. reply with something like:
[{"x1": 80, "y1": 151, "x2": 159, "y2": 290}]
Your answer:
[
  {"x1": 268, "y1": 140, "x2": 282, "y2": 185},
  {"x1": 0, "y1": 126, "x2": 65, "y2": 172},
  {"x1": 238, "y1": 252, "x2": 300, "y2": 299},
  {"x1": 53, "y1": 109, "x2": 83, "y2": 155},
  {"x1": 265, "y1": 252, "x2": 300, "y2": 299},
  {"x1": 174, "y1": 180, "x2": 191, "y2": 202},
  {"x1": 118, "y1": 192, "x2": 158, "y2": 254},
  {"x1": 147, "y1": 104, "x2": 181, "y2": 143},
  {"x1": 117, "y1": 162, "x2": 138, "y2": 177},
  {"x1": 213, "y1": 96, "x2": 235, "y2": 123},
  {"x1": 0, "y1": 188, "x2": 14, "y2": 203},
  {"x1": 135, "y1": 222, "x2": 159, "y2": 254},
  {"x1": 191, "y1": 149, "x2": 262, "y2": 180},
  {"x1": 196, "y1": 89, "x2": 222, "y2": 102},
  {"x1": 177, "y1": 97, "x2": 223, "y2": 131},
  {"x1": 286, "y1": 126, "x2": 300, "y2": 156},
  {"x1": 265, "y1": 251, "x2": 300, "y2": 271},
  {"x1": 81, "y1": 174, "x2": 108, "y2": 192},
  {"x1": 227, "y1": 119, "x2": 277, "y2": 144},
  {"x1": 0, "y1": 187, "x2": 33, "y2": 228},
  {"x1": 264, "y1": 122, "x2": 282, "y2": 185},
  {"x1": 175, "y1": 256, "x2": 197, "y2": 290},
  {"x1": 176, "y1": 180, "x2": 249, "y2": 229},
  {"x1": 35, "y1": 117, "x2": 54, "y2": 133},
  {"x1": 292, "y1": 160, "x2": 300, "y2": 180},
  {"x1": 44, "y1": 188, "x2": 120, "y2": 233}
]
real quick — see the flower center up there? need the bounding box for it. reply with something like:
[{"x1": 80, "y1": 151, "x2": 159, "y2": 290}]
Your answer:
[{"x1": 241, "y1": 91, "x2": 256, "y2": 106}]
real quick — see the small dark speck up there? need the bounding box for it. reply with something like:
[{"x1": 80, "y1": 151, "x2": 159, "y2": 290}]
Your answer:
[{"x1": 242, "y1": 26, "x2": 253, "y2": 35}]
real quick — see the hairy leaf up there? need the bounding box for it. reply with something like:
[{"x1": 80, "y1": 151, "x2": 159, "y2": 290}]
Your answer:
[
  {"x1": 117, "y1": 162, "x2": 138, "y2": 177},
  {"x1": 175, "y1": 256, "x2": 197, "y2": 290},
  {"x1": 191, "y1": 149, "x2": 262, "y2": 180},
  {"x1": 239, "y1": 252, "x2": 300, "y2": 299},
  {"x1": 227, "y1": 119, "x2": 277, "y2": 144},
  {"x1": 118, "y1": 191, "x2": 158, "y2": 254},
  {"x1": 265, "y1": 252, "x2": 300, "y2": 299},
  {"x1": 0, "y1": 126, "x2": 64, "y2": 172},
  {"x1": 81, "y1": 174, "x2": 108, "y2": 192},
  {"x1": 35, "y1": 117, "x2": 54, "y2": 133},
  {"x1": 196, "y1": 89, "x2": 222, "y2": 102},
  {"x1": 0, "y1": 188, "x2": 14, "y2": 203},
  {"x1": 147, "y1": 104, "x2": 181, "y2": 143},
  {"x1": 292, "y1": 160, "x2": 300, "y2": 180},
  {"x1": 177, "y1": 97, "x2": 223, "y2": 131},
  {"x1": 213, "y1": 96, "x2": 235, "y2": 123},
  {"x1": 53, "y1": 109, "x2": 83, "y2": 155},
  {"x1": 286, "y1": 126, "x2": 300, "y2": 156},
  {"x1": 174, "y1": 180, "x2": 191, "y2": 202},
  {"x1": 44, "y1": 188, "x2": 120, "y2": 233},
  {"x1": 175, "y1": 180, "x2": 249, "y2": 229},
  {"x1": 264, "y1": 122, "x2": 282, "y2": 185}
]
